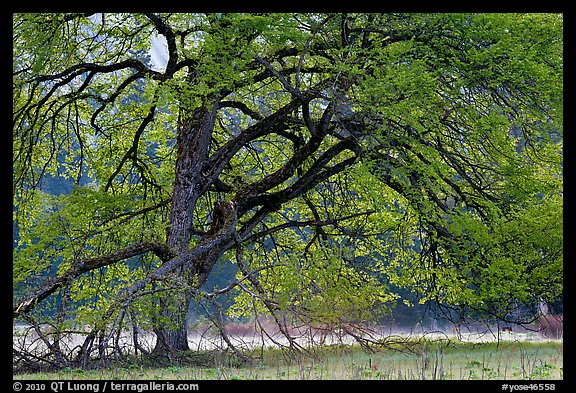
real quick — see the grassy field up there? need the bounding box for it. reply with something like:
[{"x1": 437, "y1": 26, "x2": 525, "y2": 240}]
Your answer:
[{"x1": 14, "y1": 340, "x2": 562, "y2": 380}]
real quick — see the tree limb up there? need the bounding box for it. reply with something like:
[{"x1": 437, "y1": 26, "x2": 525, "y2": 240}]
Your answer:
[
  {"x1": 243, "y1": 210, "x2": 376, "y2": 244},
  {"x1": 13, "y1": 242, "x2": 174, "y2": 318}
]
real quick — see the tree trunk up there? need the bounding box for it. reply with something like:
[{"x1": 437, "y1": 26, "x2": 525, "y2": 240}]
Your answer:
[
  {"x1": 151, "y1": 100, "x2": 220, "y2": 356},
  {"x1": 152, "y1": 284, "x2": 191, "y2": 356}
]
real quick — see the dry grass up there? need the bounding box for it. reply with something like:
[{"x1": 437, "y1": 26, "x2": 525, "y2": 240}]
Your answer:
[{"x1": 14, "y1": 339, "x2": 563, "y2": 380}]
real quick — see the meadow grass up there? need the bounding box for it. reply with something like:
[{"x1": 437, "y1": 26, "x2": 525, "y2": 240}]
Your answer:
[{"x1": 14, "y1": 340, "x2": 562, "y2": 380}]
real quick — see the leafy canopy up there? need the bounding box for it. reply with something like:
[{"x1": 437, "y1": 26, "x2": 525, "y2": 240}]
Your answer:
[{"x1": 13, "y1": 13, "x2": 562, "y2": 334}]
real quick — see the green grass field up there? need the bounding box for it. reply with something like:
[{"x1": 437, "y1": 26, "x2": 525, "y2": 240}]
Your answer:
[{"x1": 14, "y1": 340, "x2": 562, "y2": 380}]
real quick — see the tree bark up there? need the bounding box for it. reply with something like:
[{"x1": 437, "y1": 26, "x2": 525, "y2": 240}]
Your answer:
[
  {"x1": 152, "y1": 290, "x2": 191, "y2": 357},
  {"x1": 151, "y1": 100, "x2": 219, "y2": 355}
]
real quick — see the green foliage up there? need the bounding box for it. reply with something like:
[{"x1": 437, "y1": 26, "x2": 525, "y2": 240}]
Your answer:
[{"x1": 13, "y1": 12, "x2": 562, "y2": 348}]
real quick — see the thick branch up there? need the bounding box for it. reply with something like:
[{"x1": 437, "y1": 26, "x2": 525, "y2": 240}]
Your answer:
[
  {"x1": 143, "y1": 13, "x2": 178, "y2": 76},
  {"x1": 243, "y1": 210, "x2": 376, "y2": 244},
  {"x1": 13, "y1": 242, "x2": 173, "y2": 318},
  {"x1": 237, "y1": 138, "x2": 359, "y2": 215},
  {"x1": 202, "y1": 95, "x2": 311, "y2": 190},
  {"x1": 29, "y1": 58, "x2": 166, "y2": 83},
  {"x1": 97, "y1": 225, "x2": 240, "y2": 325}
]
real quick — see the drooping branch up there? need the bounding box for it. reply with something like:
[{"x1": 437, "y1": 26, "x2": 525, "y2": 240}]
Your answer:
[
  {"x1": 28, "y1": 58, "x2": 166, "y2": 84},
  {"x1": 13, "y1": 242, "x2": 173, "y2": 318},
  {"x1": 89, "y1": 72, "x2": 144, "y2": 136},
  {"x1": 104, "y1": 103, "x2": 157, "y2": 191},
  {"x1": 234, "y1": 243, "x2": 304, "y2": 351}
]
